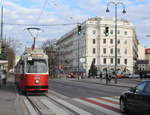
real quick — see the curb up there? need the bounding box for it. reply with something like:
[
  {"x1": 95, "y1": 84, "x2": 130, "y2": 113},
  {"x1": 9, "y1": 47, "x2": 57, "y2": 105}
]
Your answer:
[{"x1": 69, "y1": 79, "x2": 134, "y2": 88}]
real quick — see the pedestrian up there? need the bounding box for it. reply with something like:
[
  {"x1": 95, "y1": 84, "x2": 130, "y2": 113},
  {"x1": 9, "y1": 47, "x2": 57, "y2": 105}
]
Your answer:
[
  {"x1": 2, "y1": 70, "x2": 7, "y2": 86},
  {"x1": 99, "y1": 72, "x2": 102, "y2": 80},
  {"x1": 140, "y1": 71, "x2": 143, "y2": 80},
  {"x1": 106, "y1": 73, "x2": 109, "y2": 84},
  {"x1": 108, "y1": 73, "x2": 112, "y2": 83},
  {"x1": 0, "y1": 73, "x2": 2, "y2": 88}
]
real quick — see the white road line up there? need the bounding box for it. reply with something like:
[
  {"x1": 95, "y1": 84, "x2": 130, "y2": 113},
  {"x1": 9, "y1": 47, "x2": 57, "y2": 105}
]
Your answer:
[
  {"x1": 24, "y1": 99, "x2": 38, "y2": 115},
  {"x1": 48, "y1": 89, "x2": 69, "y2": 99},
  {"x1": 89, "y1": 98, "x2": 119, "y2": 109},
  {"x1": 102, "y1": 97, "x2": 119, "y2": 103},
  {"x1": 73, "y1": 98, "x2": 122, "y2": 115},
  {"x1": 57, "y1": 99, "x2": 93, "y2": 115},
  {"x1": 41, "y1": 99, "x2": 69, "y2": 115}
]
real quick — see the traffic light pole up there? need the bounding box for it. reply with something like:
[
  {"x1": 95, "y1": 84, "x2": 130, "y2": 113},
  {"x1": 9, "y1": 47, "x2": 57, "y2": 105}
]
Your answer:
[
  {"x1": 114, "y1": 4, "x2": 118, "y2": 84},
  {"x1": 77, "y1": 24, "x2": 81, "y2": 78},
  {"x1": 0, "y1": 4, "x2": 3, "y2": 41}
]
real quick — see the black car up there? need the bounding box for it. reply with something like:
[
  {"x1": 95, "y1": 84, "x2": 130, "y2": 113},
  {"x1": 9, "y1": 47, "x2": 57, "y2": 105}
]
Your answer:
[{"x1": 120, "y1": 80, "x2": 150, "y2": 115}]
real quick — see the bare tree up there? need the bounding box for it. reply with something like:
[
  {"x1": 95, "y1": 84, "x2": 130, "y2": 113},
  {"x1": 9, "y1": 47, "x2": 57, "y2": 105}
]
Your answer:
[
  {"x1": 41, "y1": 39, "x2": 58, "y2": 78},
  {"x1": 0, "y1": 38, "x2": 21, "y2": 70}
]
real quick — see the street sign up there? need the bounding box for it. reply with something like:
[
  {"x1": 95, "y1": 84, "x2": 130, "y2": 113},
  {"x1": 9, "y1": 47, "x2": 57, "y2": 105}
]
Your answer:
[{"x1": 80, "y1": 58, "x2": 85, "y2": 63}]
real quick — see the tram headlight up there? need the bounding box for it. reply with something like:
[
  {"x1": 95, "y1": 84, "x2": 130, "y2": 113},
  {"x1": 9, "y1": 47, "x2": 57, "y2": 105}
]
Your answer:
[{"x1": 35, "y1": 79, "x2": 40, "y2": 84}]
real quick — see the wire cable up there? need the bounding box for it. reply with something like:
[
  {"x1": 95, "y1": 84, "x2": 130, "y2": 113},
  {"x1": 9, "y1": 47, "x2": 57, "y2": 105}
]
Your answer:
[
  {"x1": 3, "y1": 22, "x2": 78, "y2": 26},
  {"x1": 37, "y1": 0, "x2": 48, "y2": 23}
]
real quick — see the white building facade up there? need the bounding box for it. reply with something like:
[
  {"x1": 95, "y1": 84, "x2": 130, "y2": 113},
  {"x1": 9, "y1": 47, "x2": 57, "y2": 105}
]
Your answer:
[{"x1": 57, "y1": 17, "x2": 138, "y2": 75}]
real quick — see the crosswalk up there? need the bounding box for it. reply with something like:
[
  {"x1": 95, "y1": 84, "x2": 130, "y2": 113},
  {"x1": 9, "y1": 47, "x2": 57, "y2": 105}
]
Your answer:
[
  {"x1": 24, "y1": 96, "x2": 123, "y2": 115},
  {"x1": 73, "y1": 96, "x2": 122, "y2": 115}
]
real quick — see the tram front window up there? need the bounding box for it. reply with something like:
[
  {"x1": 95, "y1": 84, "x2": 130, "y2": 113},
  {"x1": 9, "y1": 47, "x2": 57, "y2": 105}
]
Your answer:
[{"x1": 26, "y1": 60, "x2": 47, "y2": 73}]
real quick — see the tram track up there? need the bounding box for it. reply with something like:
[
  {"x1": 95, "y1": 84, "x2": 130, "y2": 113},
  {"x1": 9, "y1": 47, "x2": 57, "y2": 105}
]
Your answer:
[
  {"x1": 44, "y1": 93, "x2": 79, "y2": 115},
  {"x1": 24, "y1": 92, "x2": 73, "y2": 115},
  {"x1": 25, "y1": 95, "x2": 43, "y2": 115},
  {"x1": 23, "y1": 88, "x2": 89, "y2": 115}
]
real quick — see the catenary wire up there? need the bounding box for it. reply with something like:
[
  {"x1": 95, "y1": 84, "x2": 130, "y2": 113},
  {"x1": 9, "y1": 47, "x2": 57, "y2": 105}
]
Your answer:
[
  {"x1": 36, "y1": 0, "x2": 49, "y2": 23},
  {"x1": 3, "y1": 23, "x2": 78, "y2": 26}
]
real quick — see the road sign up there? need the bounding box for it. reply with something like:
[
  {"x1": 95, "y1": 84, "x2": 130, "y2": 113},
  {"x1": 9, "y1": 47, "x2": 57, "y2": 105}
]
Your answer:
[{"x1": 80, "y1": 58, "x2": 85, "y2": 63}]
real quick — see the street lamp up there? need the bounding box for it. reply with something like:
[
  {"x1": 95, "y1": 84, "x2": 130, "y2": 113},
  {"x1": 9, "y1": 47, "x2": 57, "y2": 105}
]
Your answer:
[{"x1": 106, "y1": 1, "x2": 126, "y2": 84}]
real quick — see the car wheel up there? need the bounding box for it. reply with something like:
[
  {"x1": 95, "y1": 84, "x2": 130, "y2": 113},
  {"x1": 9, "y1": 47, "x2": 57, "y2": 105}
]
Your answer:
[{"x1": 120, "y1": 98, "x2": 128, "y2": 113}]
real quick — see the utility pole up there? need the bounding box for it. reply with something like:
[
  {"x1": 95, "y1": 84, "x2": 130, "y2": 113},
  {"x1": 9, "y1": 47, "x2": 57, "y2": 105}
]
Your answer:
[
  {"x1": 106, "y1": 1, "x2": 126, "y2": 84},
  {"x1": 0, "y1": 1, "x2": 3, "y2": 41}
]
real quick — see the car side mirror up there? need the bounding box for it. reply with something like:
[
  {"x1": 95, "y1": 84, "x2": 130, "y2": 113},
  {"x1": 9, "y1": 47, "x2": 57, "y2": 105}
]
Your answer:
[{"x1": 129, "y1": 87, "x2": 136, "y2": 92}]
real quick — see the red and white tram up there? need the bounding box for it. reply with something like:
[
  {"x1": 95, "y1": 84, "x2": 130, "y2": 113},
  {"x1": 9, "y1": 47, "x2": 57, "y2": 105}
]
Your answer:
[{"x1": 15, "y1": 48, "x2": 49, "y2": 94}]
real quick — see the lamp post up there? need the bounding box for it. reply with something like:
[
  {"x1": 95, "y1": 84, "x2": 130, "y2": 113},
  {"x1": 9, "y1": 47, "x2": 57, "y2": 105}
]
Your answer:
[
  {"x1": 1, "y1": 0, "x2": 4, "y2": 41},
  {"x1": 106, "y1": 1, "x2": 126, "y2": 84}
]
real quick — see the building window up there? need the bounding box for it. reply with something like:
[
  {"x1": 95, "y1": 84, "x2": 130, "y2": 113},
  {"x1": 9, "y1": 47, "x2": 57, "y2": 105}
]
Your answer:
[
  {"x1": 118, "y1": 58, "x2": 120, "y2": 64},
  {"x1": 93, "y1": 48, "x2": 96, "y2": 54},
  {"x1": 103, "y1": 48, "x2": 106, "y2": 54},
  {"x1": 110, "y1": 58, "x2": 113, "y2": 64},
  {"x1": 93, "y1": 30, "x2": 96, "y2": 34},
  {"x1": 103, "y1": 58, "x2": 106, "y2": 64},
  {"x1": 124, "y1": 59, "x2": 127, "y2": 64},
  {"x1": 118, "y1": 39, "x2": 120, "y2": 44},
  {"x1": 117, "y1": 30, "x2": 120, "y2": 34},
  {"x1": 110, "y1": 48, "x2": 113, "y2": 54},
  {"x1": 124, "y1": 31, "x2": 127, "y2": 35},
  {"x1": 110, "y1": 39, "x2": 113, "y2": 44},
  {"x1": 110, "y1": 30, "x2": 113, "y2": 34},
  {"x1": 117, "y1": 48, "x2": 120, "y2": 54},
  {"x1": 93, "y1": 39, "x2": 96, "y2": 44},
  {"x1": 103, "y1": 39, "x2": 106, "y2": 44}
]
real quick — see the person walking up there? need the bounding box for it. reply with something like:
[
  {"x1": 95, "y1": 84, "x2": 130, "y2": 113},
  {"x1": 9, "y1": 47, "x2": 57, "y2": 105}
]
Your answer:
[
  {"x1": 0, "y1": 70, "x2": 6, "y2": 87},
  {"x1": 2, "y1": 70, "x2": 7, "y2": 86},
  {"x1": 108, "y1": 73, "x2": 112, "y2": 83},
  {"x1": 140, "y1": 71, "x2": 143, "y2": 80},
  {"x1": 99, "y1": 72, "x2": 102, "y2": 80},
  {"x1": 0, "y1": 73, "x2": 2, "y2": 88}
]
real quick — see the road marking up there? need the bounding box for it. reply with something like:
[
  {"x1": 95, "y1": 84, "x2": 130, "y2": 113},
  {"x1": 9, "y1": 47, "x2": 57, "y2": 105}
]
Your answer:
[
  {"x1": 89, "y1": 98, "x2": 119, "y2": 109},
  {"x1": 73, "y1": 96, "x2": 122, "y2": 115},
  {"x1": 48, "y1": 89, "x2": 69, "y2": 99},
  {"x1": 96, "y1": 97, "x2": 119, "y2": 105},
  {"x1": 102, "y1": 97, "x2": 119, "y2": 103},
  {"x1": 57, "y1": 99, "x2": 93, "y2": 115},
  {"x1": 24, "y1": 99, "x2": 38, "y2": 115},
  {"x1": 41, "y1": 99, "x2": 69, "y2": 115},
  {"x1": 112, "y1": 96, "x2": 120, "y2": 99}
]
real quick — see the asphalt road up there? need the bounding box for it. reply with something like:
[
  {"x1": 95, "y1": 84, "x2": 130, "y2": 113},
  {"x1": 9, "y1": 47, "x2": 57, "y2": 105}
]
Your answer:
[{"x1": 49, "y1": 79, "x2": 128, "y2": 98}]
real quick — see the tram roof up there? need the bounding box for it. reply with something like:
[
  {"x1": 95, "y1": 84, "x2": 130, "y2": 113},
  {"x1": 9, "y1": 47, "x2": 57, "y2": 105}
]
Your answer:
[{"x1": 21, "y1": 48, "x2": 48, "y2": 59}]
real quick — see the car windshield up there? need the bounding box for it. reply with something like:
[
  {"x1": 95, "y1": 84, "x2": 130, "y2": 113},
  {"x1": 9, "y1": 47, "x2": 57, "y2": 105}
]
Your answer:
[{"x1": 26, "y1": 59, "x2": 48, "y2": 73}]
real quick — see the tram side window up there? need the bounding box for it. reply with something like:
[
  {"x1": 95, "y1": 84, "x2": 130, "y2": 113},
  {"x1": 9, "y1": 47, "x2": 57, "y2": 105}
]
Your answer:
[{"x1": 27, "y1": 60, "x2": 47, "y2": 73}]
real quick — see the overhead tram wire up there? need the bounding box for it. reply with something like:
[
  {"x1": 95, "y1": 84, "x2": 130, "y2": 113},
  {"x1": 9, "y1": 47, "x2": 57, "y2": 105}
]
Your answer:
[
  {"x1": 36, "y1": 0, "x2": 60, "y2": 23},
  {"x1": 3, "y1": 23, "x2": 78, "y2": 27},
  {"x1": 36, "y1": 0, "x2": 49, "y2": 23}
]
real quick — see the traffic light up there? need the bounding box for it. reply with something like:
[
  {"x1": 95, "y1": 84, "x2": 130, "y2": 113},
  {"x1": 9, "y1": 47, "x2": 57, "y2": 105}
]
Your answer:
[
  {"x1": 104, "y1": 27, "x2": 109, "y2": 36},
  {"x1": 78, "y1": 25, "x2": 81, "y2": 35}
]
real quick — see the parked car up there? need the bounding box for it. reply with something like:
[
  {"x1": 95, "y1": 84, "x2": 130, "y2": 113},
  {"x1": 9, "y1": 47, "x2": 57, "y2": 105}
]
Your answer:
[
  {"x1": 120, "y1": 80, "x2": 150, "y2": 115},
  {"x1": 116, "y1": 74, "x2": 125, "y2": 78},
  {"x1": 128, "y1": 74, "x2": 140, "y2": 78}
]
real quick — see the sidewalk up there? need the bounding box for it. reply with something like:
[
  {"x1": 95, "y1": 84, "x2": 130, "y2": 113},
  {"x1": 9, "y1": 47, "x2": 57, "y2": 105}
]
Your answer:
[
  {"x1": 0, "y1": 75, "x2": 17, "y2": 115},
  {"x1": 67, "y1": 78, "x2": 145, "y2": 88}
]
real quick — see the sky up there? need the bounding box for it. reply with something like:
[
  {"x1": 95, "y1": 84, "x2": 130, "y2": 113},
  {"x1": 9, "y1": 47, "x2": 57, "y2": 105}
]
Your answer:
[{"x1": 1, "y1": 0, "x2": 150, "y2": 55}]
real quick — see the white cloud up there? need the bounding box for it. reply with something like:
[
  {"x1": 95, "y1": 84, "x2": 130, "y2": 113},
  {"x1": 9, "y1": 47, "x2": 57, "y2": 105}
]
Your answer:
[{"x1": 1, "y1": 0, "x2": 150, "y2": 55}]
